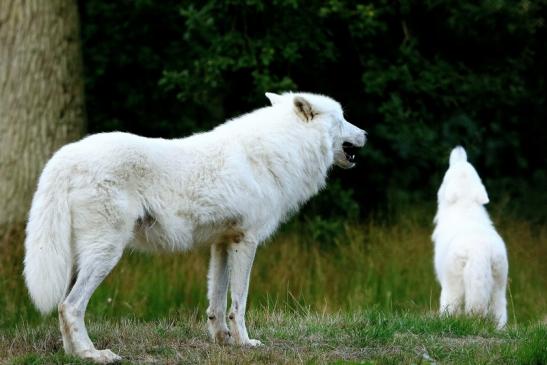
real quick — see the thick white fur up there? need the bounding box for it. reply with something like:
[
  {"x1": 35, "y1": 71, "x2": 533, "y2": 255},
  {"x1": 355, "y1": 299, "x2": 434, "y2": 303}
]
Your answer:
[
  {"x1": 433, "y1": 146, "x2": 508, "y2": 328},
  {"x1": 24, "y1": 92, "x2": 366, "y2": 363}
]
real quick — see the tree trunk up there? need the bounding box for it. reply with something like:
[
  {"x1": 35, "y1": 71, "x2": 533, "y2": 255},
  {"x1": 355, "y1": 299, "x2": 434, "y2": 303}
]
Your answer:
[{"x1": 0, "y1": 0, "x2": 85, "y2": 236}]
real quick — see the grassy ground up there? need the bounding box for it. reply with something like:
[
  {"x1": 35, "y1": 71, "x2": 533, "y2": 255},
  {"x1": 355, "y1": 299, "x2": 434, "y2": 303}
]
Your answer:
[
  {"x1": 0, "y1": 212, "x2": 546, "y2": 363},
  {"x1": 2, "y1": 311, "x2": 546, "y2": 364}
]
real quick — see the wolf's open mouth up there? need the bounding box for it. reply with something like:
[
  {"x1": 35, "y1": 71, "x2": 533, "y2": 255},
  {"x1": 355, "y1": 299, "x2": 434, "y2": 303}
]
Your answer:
[{"x1": 342, "y1": 142, "x2": 357, "y2": 163}]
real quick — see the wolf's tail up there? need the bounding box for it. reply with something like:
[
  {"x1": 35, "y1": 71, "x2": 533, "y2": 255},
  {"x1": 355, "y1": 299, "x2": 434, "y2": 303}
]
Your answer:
[{"x1": 23, "y1": 162, "x2": 72, "y2": 314}]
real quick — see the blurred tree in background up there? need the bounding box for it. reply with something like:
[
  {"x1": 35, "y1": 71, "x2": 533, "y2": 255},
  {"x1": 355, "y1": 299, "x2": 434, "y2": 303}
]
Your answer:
[
  {"x1": 79, "y1": 0, "x2": 546, "y2": 221},
  {"x1": 0, "y1": 0, "x2": 85, "y2": 237}
]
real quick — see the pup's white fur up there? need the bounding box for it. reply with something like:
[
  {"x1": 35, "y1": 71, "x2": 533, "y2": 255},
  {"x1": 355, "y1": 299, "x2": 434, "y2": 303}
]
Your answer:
[
  {"x1": 433, "y1": 146, "x2": 508, "y2": 328},
  {"x1": 23, "y1": 92, "x2": 366, "y2": 363}
]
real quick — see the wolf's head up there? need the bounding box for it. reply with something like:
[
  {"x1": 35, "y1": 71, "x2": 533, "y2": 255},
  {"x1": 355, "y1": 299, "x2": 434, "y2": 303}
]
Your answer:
[
  {"x1": 265, "y1": 92, "x2": 367, "y2": 169},
  {"x1": 437, "y1": 146, "x2": 489, "y2": 206}
]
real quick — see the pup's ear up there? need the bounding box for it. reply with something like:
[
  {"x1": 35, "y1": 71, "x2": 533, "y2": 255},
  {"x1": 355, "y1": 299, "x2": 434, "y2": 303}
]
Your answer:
[
  {"x1": 442, "y1": 179, "x2": 460, "y2": 205},
  {"x1": 474, "y1": 181, "x2": 490, "y2": 205},
  {"x1": 293, "y1": 96, "x2": 315, "y2": 121},
  {"x1": 265, "y1": 92, "x2": 283, "y2": 105},
  {"x1": 449, "y1": 146, "x2": 467, "y2": 166}
]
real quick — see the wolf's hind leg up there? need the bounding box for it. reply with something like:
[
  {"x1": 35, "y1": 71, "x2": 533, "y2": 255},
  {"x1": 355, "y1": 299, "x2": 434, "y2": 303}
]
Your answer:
[
  {"x1": 59, "y1": 274, "x2": 77, "y2": 354},
  {"x1": 206, "y1": 242, "x2": 231, "y2": 344},
  {"x1": 59, "y1": 229, "x2": 129, "y2": 364}
]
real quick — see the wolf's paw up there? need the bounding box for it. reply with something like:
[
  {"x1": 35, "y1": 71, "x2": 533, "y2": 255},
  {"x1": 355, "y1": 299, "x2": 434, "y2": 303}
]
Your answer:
[
  {"x1": 81, "y1": 349, "x2": 121, "y2": 364},
  {"x1": 245, "y1": 339, "x2": 263, "y2": 347}
]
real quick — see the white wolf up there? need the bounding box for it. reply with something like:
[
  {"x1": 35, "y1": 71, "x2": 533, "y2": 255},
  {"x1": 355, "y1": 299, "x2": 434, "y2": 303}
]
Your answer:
[
  {"x1": 432, "y1": 146, "x2": 508, "y2": 328},
  {"x1": 23, "y1": 92, "x2": 366, "y2": 363}
]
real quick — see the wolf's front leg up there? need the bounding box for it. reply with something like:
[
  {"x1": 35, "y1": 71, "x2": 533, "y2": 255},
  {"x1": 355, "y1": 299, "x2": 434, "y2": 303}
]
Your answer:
[
  {"x1": 227, "y1": 238, "x2": 262, "y2": 346},
  {"x1": 206, "y1": 243, "x2": 231, "y2": 344}
]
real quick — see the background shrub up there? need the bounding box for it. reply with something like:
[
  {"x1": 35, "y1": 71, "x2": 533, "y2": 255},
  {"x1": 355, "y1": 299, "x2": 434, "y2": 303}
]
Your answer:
[{"x1": 79, "y1": 0, "x2": 547, "y2": 220}]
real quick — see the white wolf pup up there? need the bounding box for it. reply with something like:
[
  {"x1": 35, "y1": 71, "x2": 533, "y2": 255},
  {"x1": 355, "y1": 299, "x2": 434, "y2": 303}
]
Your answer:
[
  {"x1": 432, "y1": 146, "x2": 508, "y2": 328},
  {"x1": 23, "y1": 92, "x2": 366, "y2": 363}
]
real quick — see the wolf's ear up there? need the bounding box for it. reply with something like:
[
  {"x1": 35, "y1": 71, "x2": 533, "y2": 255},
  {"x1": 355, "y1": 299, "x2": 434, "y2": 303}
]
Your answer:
[
  {"x1": 474, "y1": 181, "x2": 490, "y2": 205},
  {"x1": 265, "y1": 92, "x2": 283, "y2": 105},
  {"x1": 449, "y1": 146, "x2": 467, "y2": 166},
  {"x1": 293, "y1": 96, "x2": 315, "y2": 121}
]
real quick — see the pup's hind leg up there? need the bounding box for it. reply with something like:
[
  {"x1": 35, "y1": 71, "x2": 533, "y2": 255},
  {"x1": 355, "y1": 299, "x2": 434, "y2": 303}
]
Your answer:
[
  {"x1": 227, "y1": 238, "x2": 261, "y2": 346},
  {"x1": 206, "y1": 243, "x2": 231, "y2": 344},
  {"x1": 440, "y1": 277, "x2": 464, "y2": 315},
  {"x1": 491, "y1": 284, "x2": 507, "y2": 329},
  {"x1": 491, "y1": 260, "x2": 508, "y2": 329},
  {"x1": 463, "y1": 260, "x2": 493, "y2": 318},
  {"x1": 59, "y1": 229, "x2": 129, "y2": 364}
]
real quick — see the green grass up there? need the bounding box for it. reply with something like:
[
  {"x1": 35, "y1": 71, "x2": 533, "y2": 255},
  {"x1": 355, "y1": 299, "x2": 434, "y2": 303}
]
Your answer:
[
  {"x1": 0, "y1": 212, "x2": 546, "y2": 363},
  {"x1": 2, "y1": 311, "x2": 546, "y2": 364}
]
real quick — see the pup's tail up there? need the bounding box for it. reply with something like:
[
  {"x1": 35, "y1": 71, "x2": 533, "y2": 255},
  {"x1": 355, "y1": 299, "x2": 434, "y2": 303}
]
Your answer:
[
  {"x1": 449, "y1": 146, "x2": 467, "y2": 166},
  {"x1": 23, "y1": 162, "x2": 72, "y2": 314},
  {"x1": 463, "y1": 253, "x2": 493, "y2": 316}
]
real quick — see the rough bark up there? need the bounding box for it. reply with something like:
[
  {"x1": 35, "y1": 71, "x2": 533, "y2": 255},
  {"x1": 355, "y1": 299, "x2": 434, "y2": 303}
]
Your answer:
[{"x1": 0, "y1": 0, "x2": 85, "y2": 236}]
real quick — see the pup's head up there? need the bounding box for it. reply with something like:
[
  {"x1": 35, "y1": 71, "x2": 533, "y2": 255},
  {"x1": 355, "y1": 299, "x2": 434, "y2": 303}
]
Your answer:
[
  {"x1": 437, "y1": 146, "x2": 489, "y2": 206},
  {"x1": 265, "y1": 92, "x2": 367, "y2": 169}
]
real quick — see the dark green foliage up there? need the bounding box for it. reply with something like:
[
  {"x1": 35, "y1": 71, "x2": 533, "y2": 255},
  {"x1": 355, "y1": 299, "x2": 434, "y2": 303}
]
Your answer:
[{"x1": 79, "y1": 0, "x2": 547, "y2": 219}]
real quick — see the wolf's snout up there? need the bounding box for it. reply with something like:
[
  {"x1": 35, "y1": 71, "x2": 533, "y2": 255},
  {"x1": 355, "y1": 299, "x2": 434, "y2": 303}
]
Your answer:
[{"x1": 354, "y1": 129, "x2": 367, "y2": 147}]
